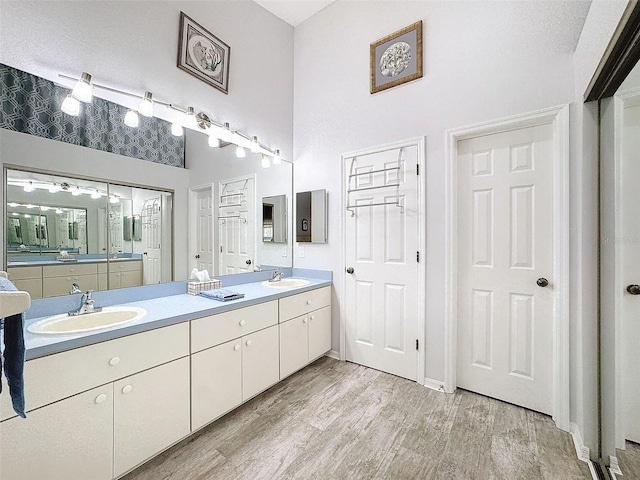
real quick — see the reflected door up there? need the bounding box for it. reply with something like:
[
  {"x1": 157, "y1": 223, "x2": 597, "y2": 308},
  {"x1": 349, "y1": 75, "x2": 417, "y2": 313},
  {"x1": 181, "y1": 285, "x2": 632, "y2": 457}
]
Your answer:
[
  {"x1": 457, "y1": 124, "x2": 554, "y2": 414},
  {"x1": 196, "y1": 188, "x2": 214, "y2": 275},
  {"x1": 142, "y1": 198, "x2": 162, "y2": 284},
  {"x1": 218, "y1": 176, "x2": 255, "y2": 275},
  {"x1": 344, "y1": 144, "x2": 419, "y2": 381}
]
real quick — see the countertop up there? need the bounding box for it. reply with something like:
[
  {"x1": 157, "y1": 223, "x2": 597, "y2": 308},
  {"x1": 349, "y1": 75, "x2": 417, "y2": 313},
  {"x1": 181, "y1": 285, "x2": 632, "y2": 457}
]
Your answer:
[
  {"x1": 22, "y1": 276, "x2": 332, "y2": 360},
  {"x1": 8, "y1": 257, "x2": 141, "y2": 267}
]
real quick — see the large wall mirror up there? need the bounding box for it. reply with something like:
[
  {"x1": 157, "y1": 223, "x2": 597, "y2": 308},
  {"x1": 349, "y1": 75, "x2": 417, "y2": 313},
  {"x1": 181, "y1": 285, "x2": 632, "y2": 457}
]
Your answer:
[
  {"x1": 4, "y1": 167, "x2": 173, "y2": 299},
  {"x1": 186, "y1": 130, "x2": 293, "y2": 276}
]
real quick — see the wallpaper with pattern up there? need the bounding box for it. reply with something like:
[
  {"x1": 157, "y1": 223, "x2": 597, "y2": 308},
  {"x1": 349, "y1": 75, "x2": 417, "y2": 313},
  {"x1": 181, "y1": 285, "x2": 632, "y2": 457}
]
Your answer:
[{"x1": 0, "y1": 64, "x2": 185, "y2": 168}]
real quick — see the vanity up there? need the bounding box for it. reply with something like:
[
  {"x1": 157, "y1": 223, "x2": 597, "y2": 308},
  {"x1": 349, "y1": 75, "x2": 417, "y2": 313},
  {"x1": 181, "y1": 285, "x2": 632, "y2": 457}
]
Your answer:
[{"x1": 0, "y1": 273, "x2": 332, "y2": 480}]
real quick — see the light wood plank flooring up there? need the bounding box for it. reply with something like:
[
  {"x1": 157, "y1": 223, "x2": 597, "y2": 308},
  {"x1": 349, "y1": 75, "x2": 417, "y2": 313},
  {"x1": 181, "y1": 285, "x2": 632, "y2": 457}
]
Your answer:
[
  {"x1": 123, "y1": 357, "x2": 592, "y2": 480},
  {"x1": 617, "y1": 441, "x2": 640, "y2": 478}
]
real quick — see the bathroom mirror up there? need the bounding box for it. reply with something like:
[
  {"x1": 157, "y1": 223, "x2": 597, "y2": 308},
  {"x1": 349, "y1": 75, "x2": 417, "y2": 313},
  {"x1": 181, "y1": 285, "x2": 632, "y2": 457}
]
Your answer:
[
  {"x1": 262, "y1": 194, "x2": 287, "y2": 243},
  {"x1": 4, "y1": 167, "x2": 173, "y2": 298},
  {"x1": 296, "y1": 189, "x2": 327, "y2": 243}
]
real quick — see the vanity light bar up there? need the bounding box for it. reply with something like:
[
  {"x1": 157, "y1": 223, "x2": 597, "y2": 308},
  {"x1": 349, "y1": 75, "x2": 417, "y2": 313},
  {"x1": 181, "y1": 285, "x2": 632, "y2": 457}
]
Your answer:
[
  {"x1": 57, "y1": 72, "x2": 285, "y2": 162},
  {"x1": 7, "y1": 178, "x2": 119, "y2": 200}
]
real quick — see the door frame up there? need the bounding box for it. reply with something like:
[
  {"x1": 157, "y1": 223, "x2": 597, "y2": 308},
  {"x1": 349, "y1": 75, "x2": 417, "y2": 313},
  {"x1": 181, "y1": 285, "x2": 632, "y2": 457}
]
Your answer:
[
  {"x1": 339, "y1": 136, "x2": 427, "y2": 385},
  {"x1": 444, "y1": 105, "x2": 570, "y2": 430},
  {"x1": 188, "y1": 183, "x2": 214, "y2": 274}
]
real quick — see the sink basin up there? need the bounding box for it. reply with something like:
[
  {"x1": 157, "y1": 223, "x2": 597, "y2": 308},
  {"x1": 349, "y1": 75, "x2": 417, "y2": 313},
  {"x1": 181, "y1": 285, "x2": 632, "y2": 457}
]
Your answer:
[
  {"x1": 261, "y1": 278, "x2": 310, "y2": 288},
  {"x1": 27, "y1": 306, "x2": 147, "y2": 335}
]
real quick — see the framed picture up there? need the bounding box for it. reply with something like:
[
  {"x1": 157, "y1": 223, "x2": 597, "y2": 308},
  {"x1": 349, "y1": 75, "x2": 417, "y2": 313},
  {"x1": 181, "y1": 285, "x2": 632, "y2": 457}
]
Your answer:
[
  {"x1": 370, "y1": 21, "x2": 423, "y2": 94},
  {"x1": 177, "y1": 12, "x2": 231, "y2": 94}
]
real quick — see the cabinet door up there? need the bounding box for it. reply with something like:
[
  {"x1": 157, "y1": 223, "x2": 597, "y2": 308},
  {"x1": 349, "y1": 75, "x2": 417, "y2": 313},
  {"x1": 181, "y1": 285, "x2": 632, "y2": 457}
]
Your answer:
[
  {"x1": 43, "y1": 273, "x2": 98, "y2": 297},
  {"x1": 279, "y1": 315, "x2": 309, "y2": 379},
  {"x1": 308, "y1": 305, "x2": 332, "y2": 361},
  {"x1": 11, "y1": 278, "x2": 42, "y2": 299},
  {"x1": 192, "y1": 339, "x2": 242, "y2": 431},
  {"x1": 113, "y1": 357, "x2": 190, "y2": 478},
  {"x1": 119, "y1": 269, "x2": 142, "y2": 288},
  {"x1": 242, "y1": 325, "x2": 279, "y2": 401},
  {"x1": 0, "y1": 385, "x2": 113, "y2": 480}
]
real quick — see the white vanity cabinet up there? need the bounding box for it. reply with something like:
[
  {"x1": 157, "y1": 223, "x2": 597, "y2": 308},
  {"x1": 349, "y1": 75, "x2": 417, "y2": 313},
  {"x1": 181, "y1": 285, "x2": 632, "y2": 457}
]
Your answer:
[
  {"x1": 0, "y1": 384, "x2": 114, "y2": 480},
  {"x1": 190, "y1": 301, "x2": 279, "y2": 431},
  {"x1": 279, "y1": 287, "x2": 332, "y2": 379}
]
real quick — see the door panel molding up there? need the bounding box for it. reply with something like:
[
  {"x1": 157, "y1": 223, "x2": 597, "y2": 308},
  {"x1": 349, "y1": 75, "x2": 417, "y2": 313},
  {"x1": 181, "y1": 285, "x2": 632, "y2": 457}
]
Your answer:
[
  {"x1": 340, "y1": 136, "x2": 426, "y2": 385},
  {"x1": 445, "y1": 105, "x2": 570, "y2": 431}
]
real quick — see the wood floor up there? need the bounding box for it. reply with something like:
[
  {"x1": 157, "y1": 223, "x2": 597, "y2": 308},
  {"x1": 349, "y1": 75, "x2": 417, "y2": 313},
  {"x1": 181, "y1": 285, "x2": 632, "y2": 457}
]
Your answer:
[
  {"x1": 123, "y1": 357, "x2": 592, "y2": 480},
  {"x1": 617, "y1": 441, "x2": 640, "y2": 478}
]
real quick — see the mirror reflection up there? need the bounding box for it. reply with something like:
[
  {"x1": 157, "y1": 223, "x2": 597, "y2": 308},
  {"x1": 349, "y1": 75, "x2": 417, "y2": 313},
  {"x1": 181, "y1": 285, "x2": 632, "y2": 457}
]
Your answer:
[
  {"x1": 296, "y1": 189, "x2": 327, "y2": 243},
  {"x1": 262, "y1": 195, "x2": 287, "y2": 243},
  {"x1": 5, "y1": 168, "x2": 173, "y2": 298}
]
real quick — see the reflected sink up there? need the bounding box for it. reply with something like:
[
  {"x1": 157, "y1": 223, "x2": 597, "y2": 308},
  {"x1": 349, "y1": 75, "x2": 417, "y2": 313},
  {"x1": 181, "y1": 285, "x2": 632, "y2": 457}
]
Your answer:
[
  {"x1": 27, "y1": 306, "x2": 147, "y2": 335},
  {"x1": 261, "y1": 279, "x2": 310, "y2": 288}
]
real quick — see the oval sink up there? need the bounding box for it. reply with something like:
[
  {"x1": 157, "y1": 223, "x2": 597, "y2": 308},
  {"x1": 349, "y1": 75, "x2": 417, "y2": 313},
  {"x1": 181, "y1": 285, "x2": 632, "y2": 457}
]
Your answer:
[
  {"x1": 261, "y1": 279, "x2": 310, "y2": 288},
  {"x1": 27, "y1": 306, "x2": 147, "y2": 335}
]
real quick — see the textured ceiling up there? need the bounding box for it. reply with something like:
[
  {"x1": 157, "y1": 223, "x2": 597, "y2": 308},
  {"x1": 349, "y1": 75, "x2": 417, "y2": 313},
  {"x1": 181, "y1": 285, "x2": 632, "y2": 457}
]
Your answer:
[{"x1": 253, "y1": 0, "x2": 336, "y2": 26}]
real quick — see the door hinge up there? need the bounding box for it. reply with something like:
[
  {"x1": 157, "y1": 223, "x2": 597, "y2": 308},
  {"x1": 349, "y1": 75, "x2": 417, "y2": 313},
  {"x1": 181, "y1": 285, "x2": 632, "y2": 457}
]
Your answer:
[
  {"x1": 416, "y1": 164, "x2": 419, "y2": 175},
  {"x1": 416, "y1": 251, "x2": 420, "y2": 262},
  {"x1": 416, "y1": 339, "x2": 419, "y2": 351}
]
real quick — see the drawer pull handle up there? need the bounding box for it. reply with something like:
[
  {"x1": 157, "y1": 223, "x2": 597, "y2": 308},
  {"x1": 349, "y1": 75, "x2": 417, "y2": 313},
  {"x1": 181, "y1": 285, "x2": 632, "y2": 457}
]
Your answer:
[
  {"x1": 310, "y1": 315, "x2": 315, "y2": 321},
  {"x1": 246, "y1": 340, "x2": 253, "y2": 346},
  {"x1": 122, "y1": 385, "x2": 133, "y2": 394},
  {"x1": 234, "y1": 344, "x2": 241, "y2": 351},
  {"x1": 109, "y1": 357, "x2": 120, "y2": 366},
  {"x1": 306, "y1": 300, "x2": 312, "y2": 305},
  {"x1": 95, "y1": 394, "x2": 107, "y2": 404},
  {"x1": 239, "y1": 320, "x2": 246, "y2": 326},
  {"x1": 303, "y1": 318, "x2": 308, "y2": 324}
]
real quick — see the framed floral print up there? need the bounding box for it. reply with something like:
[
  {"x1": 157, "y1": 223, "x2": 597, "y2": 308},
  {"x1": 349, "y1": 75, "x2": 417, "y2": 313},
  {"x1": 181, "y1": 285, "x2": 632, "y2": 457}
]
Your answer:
[
  {"x1": 177, "y1": 12, "x2": 231, "y2": 94},
  {"x1": 370, "y1": 21, "x2": 423, "y2": 94}
]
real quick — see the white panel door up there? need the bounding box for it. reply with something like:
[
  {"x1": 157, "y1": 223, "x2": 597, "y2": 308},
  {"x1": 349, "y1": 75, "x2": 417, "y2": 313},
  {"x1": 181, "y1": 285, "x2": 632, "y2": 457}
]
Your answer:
[
  {"x1": 457, "y1": 124, "x2": 553, "y2": 414},
  {"x1": 196, "y1": 188, "x2": 214, "y2": 276},
  {"x1": 218, "y1": 176, "x2": 255, "y2": 275},
  {"x1": 142, "y1": 198, "x2": 162, "y2": 285},
  {"x1": 621, "y1": 101, "x2": 640, "y2": 443},
  {"x1": 344, "y1": 145, "x2": 419, "y2": 381}
]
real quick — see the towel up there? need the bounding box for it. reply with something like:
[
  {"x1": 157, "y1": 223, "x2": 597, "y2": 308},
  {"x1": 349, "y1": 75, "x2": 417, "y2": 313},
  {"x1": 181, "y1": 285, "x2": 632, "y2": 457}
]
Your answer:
[
  {"x1": 0, "y1": 277, "x2": 26, "y2": 418},
  {"x1": 199, "y1": 289, "x2": 245, "y2": 302}
]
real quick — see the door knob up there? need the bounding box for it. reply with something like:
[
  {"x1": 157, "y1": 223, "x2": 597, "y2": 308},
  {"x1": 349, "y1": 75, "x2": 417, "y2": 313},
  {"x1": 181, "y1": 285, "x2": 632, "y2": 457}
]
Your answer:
[
  {"x1": 627, "y1": 284, "x2": 640, "y2": 295},
  {"x1": 195, "y1": 254, "x2": 200, "y2": 259},
  {"x1": 537, "y1": 278, "x2": 549, "y2": 287},
  {"x1": 346, "y1": 267, "x2": 354, "y2": 274},
  {"x1": 246, "y1": 259, "x2": 252, "y2": 265}
]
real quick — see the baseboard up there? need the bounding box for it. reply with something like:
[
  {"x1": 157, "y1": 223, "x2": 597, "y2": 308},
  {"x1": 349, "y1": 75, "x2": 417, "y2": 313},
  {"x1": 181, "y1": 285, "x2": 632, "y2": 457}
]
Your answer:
[
  {"x1": 609, "y1": 455, "x2": 622, "y2": 476},
  {"x1": 423, "y1": 377, "x2": 446, "y2": 392},
  {"x1": 570, "y1": 422, "x2": 591, "y2": 462},
  {"x1": 326, "y1": 349, "x2": 340, "y2": 360}
]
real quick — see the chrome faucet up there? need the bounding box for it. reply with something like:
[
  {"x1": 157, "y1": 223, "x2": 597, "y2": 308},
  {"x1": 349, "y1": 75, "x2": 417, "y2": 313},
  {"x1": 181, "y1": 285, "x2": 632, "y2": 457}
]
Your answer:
[
  {"x1": 269, "y1": 269, "x2": 283, "y2": 282},
  {"x1": 69, "y1": 282, "x2": 82, "y2": 295},
  {"x1": 68, "y1": 290, "x2": 102, "y2": 316}
]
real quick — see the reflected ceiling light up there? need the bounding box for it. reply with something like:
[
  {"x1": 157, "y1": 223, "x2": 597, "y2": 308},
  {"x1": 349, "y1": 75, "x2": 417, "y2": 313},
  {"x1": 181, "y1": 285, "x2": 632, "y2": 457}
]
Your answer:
[
  {"x1": 184, "y1": 107, "x2": 197, "y2": 129},
  {"x1": 171, "y1": 121, "x2": 183, "y2": 136},
  {"x1": 208, "y1": 134, "x2": 220, "y2": 148},
  {"x1": 251, "y1": 136, "x2": 260, "y2": 154},
  {"x1": 8, "y1": 202, "x2": 18, "y2": 207},
  {"x1": 261, "y1": 155, "x2": 271, "y2": 169},
  {"x1": 72, "y1": 187, "x2": 82, "y2": 196},
  {"x1": 139, "y1": 91, "x2": 153, "y2": 117},
  {"x1": 55, "y1": 208, "x2": 63, "y2": 214},
  {"x1": 272, "y1": 149, "x2": 281, "y2": 165},
  {"x1": 235, "y1": 145, "x2": 246, "y2": 158},
  {"x1": 109, "y1": 195, "x2": 120, "y2": 204},
  {"x1": 72, "y1": 72, "x2": 93, "y2": 103},
  {"x1": 26, "y1": 204, "x2": 36, "y2": 209},
  {"x1": 23, "y1": 182, "x2": 35, "y2": 193},
  {"x1": 61, "y1": 94, "x2": 80, "y2": 116},
  {"x1": 41, "y1": 206, "x2": 50, "y2": 211},
  {"x1": 124, "y1": 109, "x2": 139, "y2": 128},
  {"x1": 48, "y1": 183, "x2": 61, "y2": 193},
  {"x1": 91, "y1": 190, "x2": 102, "y2": 199},
  {"x1": 23, "y1": 214, "x2": 31, "y2": 218}
]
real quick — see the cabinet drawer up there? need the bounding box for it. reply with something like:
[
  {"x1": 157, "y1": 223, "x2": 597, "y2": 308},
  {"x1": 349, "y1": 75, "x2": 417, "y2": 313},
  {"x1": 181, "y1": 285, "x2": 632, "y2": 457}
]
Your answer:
[
  {"x1": 0, "y1": 322, "x2": 189, "y2": 421},
  {"x1": 43, "y1": 262, "x2": 97, "y2": 277},
  {"x1": 43, "y1": 273, "x2": 97, "y2": 297},
  {"x1": 191, "y1": 300, "x2": 278, "y2": 353},
  {"x1": 279, "y1": 286, "x2": 331, "y2": 322},
  {"x1": 110, "y1": 260, "x2": 142, "y2": 272},
  {"x1": 7, "y1": 265, "x2": 42, "y2": 280}
]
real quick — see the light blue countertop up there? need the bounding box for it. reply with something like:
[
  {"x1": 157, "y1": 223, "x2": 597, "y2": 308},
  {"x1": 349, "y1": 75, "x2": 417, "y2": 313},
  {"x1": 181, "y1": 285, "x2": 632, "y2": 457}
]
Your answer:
[
  {"x1": 8, "y1": 257, "x2": 141, "y2": 267},
  {"x1": 22, "y1": 272, "x2": 332, "y2": 361}
]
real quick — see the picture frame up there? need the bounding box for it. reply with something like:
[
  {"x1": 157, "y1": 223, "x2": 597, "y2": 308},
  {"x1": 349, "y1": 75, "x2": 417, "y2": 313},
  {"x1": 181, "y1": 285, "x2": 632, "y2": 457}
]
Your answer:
[
  {"x1": 177, "y1": 12, "x2": 231, "y2": 95},
  {"x1": 370, "y1": 21, "x2": 423, "y2": 94}
]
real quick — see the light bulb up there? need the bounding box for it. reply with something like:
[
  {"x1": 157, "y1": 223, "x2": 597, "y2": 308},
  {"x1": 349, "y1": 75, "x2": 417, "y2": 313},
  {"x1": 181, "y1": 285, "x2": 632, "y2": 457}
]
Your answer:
[
  {"x1": 72, "y1": 72, "x2": 93, "y2": 102},
  {"x1": 26, "y1": 204, "x2": 36, "y2": 209},
  {"x1": 139, "y1": 91, "x2": 153, "y2": 117},
  {"x1": 55, "y1": 208, "x2": 63, "y2": 214},
  {"x1": 8, "y1": 202, "x2": 18, "y2": 207},
  {"x1": 91, "y1": 190, "x2": 101, "y2": 199},
  {"x1": 208, "y1": 134, "x2": 220, "y2": 148},
  {"x1": 48, "y1": 183, "x2": 61, "y2": 193},
  {"x1": 272, "y1": 149, "x2": 282, "y2": 165},
  {"x1": 23, "y1": 214, "x2": 31, "y2": 218},
  {"x1": 61, "y1": 94, "x2": 80, "y2": 116},
  {"x1": 41, "y1": 206, "x2": 50, "y2": 211},
  {"x1": 124, "y1": 110, "x2": 139, "y2": 128},
  {"x1": 72, "y1": 187, "x2": 81, "y2": 196},
  {"x1": 184, "y1": 107, "x2": 197, "y2": 129},
  {"x1": 261, "y1": 155, "x2": 271, "y2": 169},
  {"x1": 235, "y1": 145, "x2": 246, "y2": 158},
  {"x1": 171, "y1": 121, "x2": 183, "y2": 136},
  {"x1": 23, "y1": 182, "x2": 35, "y2": 193},
  {"x1": 251, "y1": 136, "x2": 260, "y2": 154},
  {"x1": 110, "y1": 196, "x2": 120, "y2": 204}
]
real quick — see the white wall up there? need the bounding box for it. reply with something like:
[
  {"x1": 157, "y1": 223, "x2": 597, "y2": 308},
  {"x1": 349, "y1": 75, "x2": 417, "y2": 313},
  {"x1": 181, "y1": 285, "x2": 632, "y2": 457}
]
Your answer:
[{"x1": 293, "y1": 0, "x2": 582, "y2": 381}]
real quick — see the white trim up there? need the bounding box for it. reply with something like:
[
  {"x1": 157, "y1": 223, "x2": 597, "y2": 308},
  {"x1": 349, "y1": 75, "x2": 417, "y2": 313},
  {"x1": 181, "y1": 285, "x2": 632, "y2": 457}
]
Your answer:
[
  {"x1": 609, "y1": 456, "x2": 623, "y2": 476},
  {"x1": 326, "y1": 349, "x2": 341, "y2": 360},
  {"x1": 570, "y1": 422, "x2": 591, "y2": 462},
  {"x1": 188, "y1": 183, "x2": 214, "y2": 275},
  {"x1": 444, "y1": 104, "x2": 571, "y2": 430},
  {"x1": 340, "y1": 136, "x2": 426, "y2": 382},
  {"x1": 423, "y1": 377, "x2": 446, "y2": 393}
]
